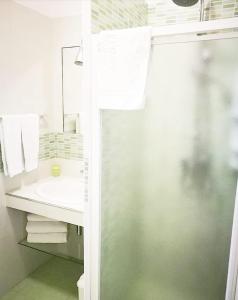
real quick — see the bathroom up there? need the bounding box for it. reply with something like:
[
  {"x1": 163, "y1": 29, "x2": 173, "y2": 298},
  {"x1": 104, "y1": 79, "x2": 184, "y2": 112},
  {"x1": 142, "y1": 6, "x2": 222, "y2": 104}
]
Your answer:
[{"x1": 0, "y1": 0, "x2": 238, "y2": 300}]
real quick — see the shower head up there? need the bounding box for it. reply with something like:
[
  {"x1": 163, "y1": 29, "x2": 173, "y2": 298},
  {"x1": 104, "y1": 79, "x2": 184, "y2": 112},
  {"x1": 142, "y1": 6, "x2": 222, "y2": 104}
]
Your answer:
[
  {"x1": 171, "y1": 0, "x2": 199, "y2": 6},
  {"x1": 74, "y1": 42, "x2": 83, "y2": 66}
]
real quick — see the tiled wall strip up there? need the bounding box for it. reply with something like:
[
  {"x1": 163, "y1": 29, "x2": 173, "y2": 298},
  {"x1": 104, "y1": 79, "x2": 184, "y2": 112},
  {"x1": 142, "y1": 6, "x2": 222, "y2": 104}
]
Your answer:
[
  {"x1": 146, "y1": 0, "x2": 238, "y2": 26},
  {"x1": 92, "y1": 0, "x2": 148, "y2": 33}
]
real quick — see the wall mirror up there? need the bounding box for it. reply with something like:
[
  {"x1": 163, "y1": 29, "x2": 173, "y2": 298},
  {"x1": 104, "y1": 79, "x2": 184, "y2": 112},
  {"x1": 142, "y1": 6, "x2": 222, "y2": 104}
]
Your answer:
[{"x1": 62, "y1": 46, "x2": 83, "y2": 133}]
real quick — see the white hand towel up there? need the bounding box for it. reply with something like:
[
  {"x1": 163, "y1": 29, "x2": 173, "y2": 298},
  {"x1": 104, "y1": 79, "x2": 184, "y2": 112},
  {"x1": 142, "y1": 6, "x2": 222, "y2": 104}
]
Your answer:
[
  {"x1": 0, "y1": 115, "x2": 24, "y2": 177},
  {"x1": 27, "y1": 213, "x2": 58, "y2": 222},
  {"x1": 21, "y1": 114, "x2": 39, "y2": 172},
  {"x1": 95, "y1": 26, "x2": 151, "y2": 110},
  {"x1": 26, "y1": 221, "x2": 67, "y2": 233},
  {"x1": 27, "y1": 233, "x2": 67, "y2": 243}
]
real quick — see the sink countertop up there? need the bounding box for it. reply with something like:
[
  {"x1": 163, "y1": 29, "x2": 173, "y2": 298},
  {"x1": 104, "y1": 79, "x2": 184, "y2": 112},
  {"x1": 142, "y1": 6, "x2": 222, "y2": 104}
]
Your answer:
[{"x1": 6, "y1": 176, "x2": 85, "y2": 212}]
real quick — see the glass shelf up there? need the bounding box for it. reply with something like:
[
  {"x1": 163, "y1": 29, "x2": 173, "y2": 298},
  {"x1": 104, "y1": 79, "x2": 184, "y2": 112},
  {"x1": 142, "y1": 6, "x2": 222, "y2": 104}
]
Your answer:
[
  {"x1": 19, "y1": 225, "x2": 84, "y2": 265},
  {"x1": 19, "y1": 238, "x2": 84, "y2": 265}
]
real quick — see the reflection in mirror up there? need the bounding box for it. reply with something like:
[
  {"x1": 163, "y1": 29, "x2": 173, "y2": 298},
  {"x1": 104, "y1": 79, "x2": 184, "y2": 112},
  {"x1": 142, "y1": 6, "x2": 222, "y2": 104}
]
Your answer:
[
  {"x1": 64, "y1": 113, "x2": 85, "y2": 134},
  {"x1": 62, "y1": 46, "x2": 83, "y2": 132},
  {"x1": 64, "y1": 114, "x2": 79, "y2": 133}
]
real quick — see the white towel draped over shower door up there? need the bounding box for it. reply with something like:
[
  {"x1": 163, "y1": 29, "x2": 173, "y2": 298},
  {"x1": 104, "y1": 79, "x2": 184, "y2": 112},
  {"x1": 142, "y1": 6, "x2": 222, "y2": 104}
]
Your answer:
[{"x1": 95, "y1": 26, "x2": 152, "y2": 110}]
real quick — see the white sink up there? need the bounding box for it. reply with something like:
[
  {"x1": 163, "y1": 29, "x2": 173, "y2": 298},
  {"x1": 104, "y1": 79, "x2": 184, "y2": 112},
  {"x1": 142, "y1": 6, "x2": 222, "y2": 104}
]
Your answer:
[
  {"x1": 6, "y1": 176, "x2": 84, "y2": 226},
  {"x1": 36, "y1": 177, "x2": 84, "y2": 207}
]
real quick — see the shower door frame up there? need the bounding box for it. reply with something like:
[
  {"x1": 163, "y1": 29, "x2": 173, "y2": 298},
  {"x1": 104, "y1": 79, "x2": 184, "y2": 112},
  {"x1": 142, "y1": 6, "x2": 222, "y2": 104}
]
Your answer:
[
  {"x1": 151, "y1": 17, "x2": 238, "y2": 37},
  {"x1": 87, "y1": 17, "x2": 238, "y2": 300}
]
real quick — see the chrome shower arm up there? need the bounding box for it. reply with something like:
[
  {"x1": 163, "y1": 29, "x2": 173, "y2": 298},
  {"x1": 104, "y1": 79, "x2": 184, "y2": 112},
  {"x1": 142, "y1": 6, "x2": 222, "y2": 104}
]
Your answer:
[{"x1": 200, "y1": 0, "x2": 205, "y2": 22}]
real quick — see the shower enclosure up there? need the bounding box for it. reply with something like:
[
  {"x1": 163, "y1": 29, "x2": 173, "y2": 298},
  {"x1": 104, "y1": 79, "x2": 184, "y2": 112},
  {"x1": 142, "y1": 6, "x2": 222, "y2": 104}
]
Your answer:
[{"x1": 98, "y1": 36, "x2": 238, "y2": 300}]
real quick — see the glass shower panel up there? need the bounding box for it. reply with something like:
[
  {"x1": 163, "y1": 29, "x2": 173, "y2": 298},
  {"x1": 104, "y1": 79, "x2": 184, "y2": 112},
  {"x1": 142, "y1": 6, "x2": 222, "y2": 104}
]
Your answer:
[{"x1": 100, "y1": 38, "x2": 238, "y2": 300}]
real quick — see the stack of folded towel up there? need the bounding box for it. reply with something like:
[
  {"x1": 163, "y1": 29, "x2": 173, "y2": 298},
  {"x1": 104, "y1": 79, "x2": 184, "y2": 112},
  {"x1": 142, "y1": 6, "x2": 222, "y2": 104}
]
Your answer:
[{"x1": 26, "y1": 213, "x2": 68, "y2": 244}]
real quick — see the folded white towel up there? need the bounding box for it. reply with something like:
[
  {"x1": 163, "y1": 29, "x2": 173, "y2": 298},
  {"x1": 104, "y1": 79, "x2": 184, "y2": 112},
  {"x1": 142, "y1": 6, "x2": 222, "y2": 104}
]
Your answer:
[
  {"x1": 95, "y1": 26, "x2": 151, "y2": 110},
  {"x1": 26, "y1": 221, "x2": 67, "y2": 233},
  {"x1": 0, "y1": 115, "x2": 24, "y2": 177},
  {"x1": 21, "y1": 114, "x2": 39, "y2": 172},
  {"x1": 27, "y1": 213, "x2": 58, "y2": 222},
  {"x1": 27, "y1": 233, "x2": 67, "y2": 243}
]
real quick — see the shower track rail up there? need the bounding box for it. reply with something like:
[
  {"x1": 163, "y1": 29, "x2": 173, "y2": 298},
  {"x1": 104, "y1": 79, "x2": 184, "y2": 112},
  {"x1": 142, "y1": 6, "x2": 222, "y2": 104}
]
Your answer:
[{"x1": 151, "y1": 18, "x2": 238, "y2": 38}]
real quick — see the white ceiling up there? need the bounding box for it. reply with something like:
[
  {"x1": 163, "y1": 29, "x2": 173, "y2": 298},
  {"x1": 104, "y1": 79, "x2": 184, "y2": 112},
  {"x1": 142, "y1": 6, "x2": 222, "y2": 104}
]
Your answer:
[{"x1": 14, "y1": 0, "x2": 81, "y2": 18}]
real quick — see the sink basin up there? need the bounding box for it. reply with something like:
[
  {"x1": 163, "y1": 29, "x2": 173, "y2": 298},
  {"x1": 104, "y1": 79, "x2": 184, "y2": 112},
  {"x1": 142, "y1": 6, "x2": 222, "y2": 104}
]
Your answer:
[
  {"x1": 36, "y1": 177, "x2": 84, "y2": 206},
  {"x1": 6, "y1": 176, "x2": 84, "y2": 225}
]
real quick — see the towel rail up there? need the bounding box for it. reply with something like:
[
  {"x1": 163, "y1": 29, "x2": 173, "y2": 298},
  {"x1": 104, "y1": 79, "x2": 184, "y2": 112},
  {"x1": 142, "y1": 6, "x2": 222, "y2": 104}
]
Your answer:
[
  {"x1": 0, "y1": 114, "x2": 47, "y2": 120},
  {"x1": 0, "y1": 115, "x2": 47, "y2": 129}
]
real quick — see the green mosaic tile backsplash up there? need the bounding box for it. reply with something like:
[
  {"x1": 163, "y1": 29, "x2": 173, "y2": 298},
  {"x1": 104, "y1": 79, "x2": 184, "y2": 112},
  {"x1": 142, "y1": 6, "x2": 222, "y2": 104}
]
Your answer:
[
  {"x1": 92, "y1": 0, "x2": 148, "y2": 33},
  {"x1": 55, "y1": 133, "x2": 84, "y2": 161},
  {"x1": 39, "y1": 133, "x2": 56, "y2": 160},
  {"x1": 40, "y1": 132, "x2": 83, "y2": 161}
]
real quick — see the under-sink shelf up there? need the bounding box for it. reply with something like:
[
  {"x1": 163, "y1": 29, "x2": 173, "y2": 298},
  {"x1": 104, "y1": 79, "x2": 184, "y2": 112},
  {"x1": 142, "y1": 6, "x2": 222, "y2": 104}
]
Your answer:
[
  {"x1": 18, "y1": 237, "x2": 84, "y2": 265},
  {"x1": 6, "y1": 176, "x2": 84, "y2": 226}
]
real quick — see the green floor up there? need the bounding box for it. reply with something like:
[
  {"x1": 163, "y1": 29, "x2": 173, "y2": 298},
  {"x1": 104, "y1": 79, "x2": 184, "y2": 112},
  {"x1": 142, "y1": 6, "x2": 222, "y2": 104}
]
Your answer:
[{"x1": 0, "y1": 258, "x2": 83, "y2": 300}]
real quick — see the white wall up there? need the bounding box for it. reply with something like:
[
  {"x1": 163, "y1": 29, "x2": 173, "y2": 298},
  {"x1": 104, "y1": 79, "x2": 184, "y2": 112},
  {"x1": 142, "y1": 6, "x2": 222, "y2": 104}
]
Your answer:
[
  {"x1": 0, "y1": 1, "x2": 52, "y2": 116},
  {"x1": 0, "y1": 1, "x2": 52, "y2": 297},
  {"x1": 0, "y1": 3, "x2": 83, "y2": 296},
  {"x1": 0, "y1": 1, "x2": 83, "y2": 133}
]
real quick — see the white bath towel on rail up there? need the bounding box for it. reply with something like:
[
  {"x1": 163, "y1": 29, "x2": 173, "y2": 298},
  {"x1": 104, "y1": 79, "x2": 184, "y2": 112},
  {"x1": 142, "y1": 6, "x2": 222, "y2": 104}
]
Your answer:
[
  {"x1": 0, "y1": 115, "x2": 24, "y2": 177},
  {"x1": 95, "y1": 26, "x2": 151, "y2": 110},
  {"x1": 21, "y1": 114, "x2": 39, "y2": 172}
]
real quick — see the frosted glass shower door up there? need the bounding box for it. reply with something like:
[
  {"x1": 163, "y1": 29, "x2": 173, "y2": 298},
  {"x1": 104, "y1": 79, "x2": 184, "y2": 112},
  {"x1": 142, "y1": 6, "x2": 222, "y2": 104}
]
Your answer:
[{"x1": 100, "y1": 38, "x2": 238, "y2": 300}]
